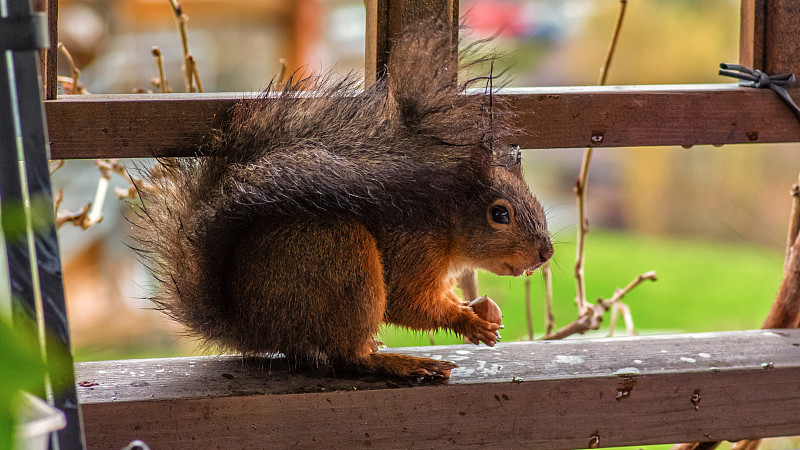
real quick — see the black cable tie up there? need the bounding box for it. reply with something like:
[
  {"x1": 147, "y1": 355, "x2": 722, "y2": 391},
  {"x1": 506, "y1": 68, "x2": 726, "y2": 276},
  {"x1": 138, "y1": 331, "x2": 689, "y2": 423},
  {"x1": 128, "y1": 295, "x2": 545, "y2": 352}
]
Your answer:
[
  {"x1": 719, "y1": 63, "x2": 800, "y2": 122},
  {"x1": 0, "y1": 13, "x2": 50, "y2": 51}
]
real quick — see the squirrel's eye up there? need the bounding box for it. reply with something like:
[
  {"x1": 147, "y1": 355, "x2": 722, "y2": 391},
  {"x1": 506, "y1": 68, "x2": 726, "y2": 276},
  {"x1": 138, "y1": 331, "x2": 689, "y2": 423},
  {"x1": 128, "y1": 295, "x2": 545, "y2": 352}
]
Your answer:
[{"x1": 490, "y1": 205, "x2": 510, "y2": 224}]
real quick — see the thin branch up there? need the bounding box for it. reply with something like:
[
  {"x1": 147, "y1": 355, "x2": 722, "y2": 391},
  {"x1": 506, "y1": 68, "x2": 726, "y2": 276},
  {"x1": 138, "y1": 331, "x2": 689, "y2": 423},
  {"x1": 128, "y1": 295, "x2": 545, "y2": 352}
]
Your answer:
[
  {"x1": 608, "y1": 302, "x2": 635, "y2": 337},
  {"x1": 524, "y1": 277, "x2": 533, "y2": 340},
  {"x1": 57, "y1": 43, "x2": 86, "y2": 94},
  {"x1": 56, "y1": 203, "x2": 91, "y2": 230},
  {"x1": 543, "y1": 262, "x2": 554, "y2": 336},
  {"x1": 152, "y1": 46, "x2": 170, "y2": 93},
  {"x1": 573, "y1": 0, "x2": 628, "y2": 317},
  {"x1": 49, "y1": 159, "x2": 64, "y2": 175},
  {"x1": 277, "y1": 58, "x2": 288, "y2": 85},
  {"x1": 543, "y1": 271, "x2": 655, "y2": 341},
  {"x1": 188, "y1": 54, "x2": 203, "y2": 93},
  {"x1": 53, "y1": 188, "x2": 63, "y2": 212},
  {"x1": 784, "y1": 178, "x2": 800, "y2": 275},
  {"x1": 597, "y1": 0, "x2": 628, "y2": 86},
  {"x1": 168, "y1": 0, "x2": 200, "y2": 93}
]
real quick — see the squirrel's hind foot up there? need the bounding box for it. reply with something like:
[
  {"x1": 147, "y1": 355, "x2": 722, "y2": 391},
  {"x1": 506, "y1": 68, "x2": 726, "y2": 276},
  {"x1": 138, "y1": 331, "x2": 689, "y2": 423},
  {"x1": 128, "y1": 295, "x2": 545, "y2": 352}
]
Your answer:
[{"x1": 362, "y1": 352, "x2": 457, "y2": 379}]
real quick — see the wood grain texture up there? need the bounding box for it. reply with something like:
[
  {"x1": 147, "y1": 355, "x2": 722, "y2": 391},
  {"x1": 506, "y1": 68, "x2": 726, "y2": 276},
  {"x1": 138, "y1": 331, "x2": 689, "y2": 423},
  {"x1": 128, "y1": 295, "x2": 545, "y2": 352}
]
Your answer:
[
  {"x1": 739, "y1": 0, "x2": 766, "y2": 70},
  {"x1": 764, "y1": 0, "x2": 800, "y2": 76},
  {"x1": 45, "y1": 84, "x2": 800, "y2": 159},
  {"x1": 75, "y1": 330, "x2": 800, "y2": 449}
]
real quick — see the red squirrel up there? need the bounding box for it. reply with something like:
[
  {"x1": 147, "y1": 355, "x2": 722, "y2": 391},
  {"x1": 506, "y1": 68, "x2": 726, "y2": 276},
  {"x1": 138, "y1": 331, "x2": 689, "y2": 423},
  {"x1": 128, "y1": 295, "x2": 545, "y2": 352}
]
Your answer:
[{"x1": 131, "y1": 21, "x2": 553, "y2": 378}]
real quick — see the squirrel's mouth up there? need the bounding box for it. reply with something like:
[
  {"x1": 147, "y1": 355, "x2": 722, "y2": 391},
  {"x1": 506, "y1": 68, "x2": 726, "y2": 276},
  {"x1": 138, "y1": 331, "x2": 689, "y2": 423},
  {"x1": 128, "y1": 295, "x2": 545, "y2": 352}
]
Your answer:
[{"x1": 504, "y1": 264, "x2": 526, "y2": 277}]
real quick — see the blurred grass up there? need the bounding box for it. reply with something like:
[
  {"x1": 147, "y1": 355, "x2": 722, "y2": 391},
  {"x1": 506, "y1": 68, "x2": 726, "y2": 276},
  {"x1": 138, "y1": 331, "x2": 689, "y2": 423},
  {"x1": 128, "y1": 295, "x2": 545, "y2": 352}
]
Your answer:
[{"x1": 377, "y1": 229, "x2": 783, "y2": 347}]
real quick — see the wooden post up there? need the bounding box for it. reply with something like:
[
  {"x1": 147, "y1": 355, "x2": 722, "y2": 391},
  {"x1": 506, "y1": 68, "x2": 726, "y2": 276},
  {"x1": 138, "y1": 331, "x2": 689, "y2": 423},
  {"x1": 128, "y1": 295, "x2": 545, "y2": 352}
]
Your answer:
[
  {"x1": 33, "y1": 0, "x2": 57, "y2": 99},
  {"x1": 741, "y1": 0, "x2": 800, "y2": 77},
  {"x1": 364, "y1": 0, "x2": 458, "y2": 86}
]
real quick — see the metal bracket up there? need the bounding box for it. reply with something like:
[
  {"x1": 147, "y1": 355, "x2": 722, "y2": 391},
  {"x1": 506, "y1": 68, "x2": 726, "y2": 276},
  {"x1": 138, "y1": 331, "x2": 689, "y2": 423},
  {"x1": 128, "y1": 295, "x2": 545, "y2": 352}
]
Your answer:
[{"x1": 0, "y1": 12, "x2": 49, "y2": 51}]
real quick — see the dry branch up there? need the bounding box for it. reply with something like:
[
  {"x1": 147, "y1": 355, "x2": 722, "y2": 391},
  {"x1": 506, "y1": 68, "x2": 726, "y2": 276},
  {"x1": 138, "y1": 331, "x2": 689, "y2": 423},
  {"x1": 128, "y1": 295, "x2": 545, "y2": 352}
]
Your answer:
[
  {"x1": 543, "y1": 263, "x2": 554, "y2": 336},
  {"x1": 152, "y1": 47, "x2": 170, "y2": 93},
  {"x1": 277, "y1": 58, "x2": 287, "y2": 85},
  {"x1": 524, "y1": 277, "x2": 534, "y2": 340},
  {"x1": 784, "y1": 177, "x2": 800, "y2": 275},
  {"x1": 168, "y1": 0, "x2": 201, "y2": 93},
  {"x1": 572, "y1": 0, "x2": 628, "y2": 316},
  {"x1": 49, "y1": 159, "x2": 64, "y2": 175},
  {"x1": 57, "y1": 43, "x2": 86, "y2": 94},
  {"x1": 607, "y1": 302, "x2": 635, "y2": 337},
  {"x1": 543, "y1": 271, "x2": 656, "y2": 340}
]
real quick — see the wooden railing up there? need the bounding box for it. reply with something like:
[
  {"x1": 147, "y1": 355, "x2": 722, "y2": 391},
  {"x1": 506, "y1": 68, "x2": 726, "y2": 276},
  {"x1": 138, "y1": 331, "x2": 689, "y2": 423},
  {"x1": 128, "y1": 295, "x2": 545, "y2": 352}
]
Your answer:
[{"x1": 75, "y1": 330, "x2": 800, "y2": 449}]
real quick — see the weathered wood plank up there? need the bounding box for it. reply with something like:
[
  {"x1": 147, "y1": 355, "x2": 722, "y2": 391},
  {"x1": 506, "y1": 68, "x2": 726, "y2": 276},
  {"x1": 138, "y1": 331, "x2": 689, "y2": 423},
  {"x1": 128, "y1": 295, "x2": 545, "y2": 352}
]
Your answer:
[
  {"x1": 45, "y1": 84, "x2": 800, "y2": 160},
  {"x1": 75, "y1": 330, "x2": 800, "y2": 449}
]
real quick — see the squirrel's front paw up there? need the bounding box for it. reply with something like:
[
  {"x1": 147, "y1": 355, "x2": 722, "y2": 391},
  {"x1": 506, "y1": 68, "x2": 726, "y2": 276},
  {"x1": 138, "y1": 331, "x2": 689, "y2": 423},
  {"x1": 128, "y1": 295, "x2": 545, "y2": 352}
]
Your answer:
[{"x1": 457, "y1": 306, "x2": 502, "y2": 347}]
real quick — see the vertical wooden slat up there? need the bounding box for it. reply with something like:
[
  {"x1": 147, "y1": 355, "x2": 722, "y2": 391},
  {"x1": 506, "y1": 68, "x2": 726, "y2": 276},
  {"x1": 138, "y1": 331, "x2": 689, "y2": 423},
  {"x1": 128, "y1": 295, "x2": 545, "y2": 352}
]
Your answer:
[
  {"x1": 742, "y1": 0, "x2": 800, "y2": 76},
  {"x1": 45, "y1": 0, "x2": 57, "y2": 99},
  {"x1": 763, "y1": 0, "x2": 800, "y2": 76},
  {"x1": 739, "y1": 0, "x2": 766, "y2": 70},
  {"x1": 364, "y1": 0, "x2": 387, "y2": 86},
  {"x1": 32, "y1": 0, "x2": 57, "y2": 99},
  {"x1": 364, "y1": 0, "x2": 457, "y2": 86}
]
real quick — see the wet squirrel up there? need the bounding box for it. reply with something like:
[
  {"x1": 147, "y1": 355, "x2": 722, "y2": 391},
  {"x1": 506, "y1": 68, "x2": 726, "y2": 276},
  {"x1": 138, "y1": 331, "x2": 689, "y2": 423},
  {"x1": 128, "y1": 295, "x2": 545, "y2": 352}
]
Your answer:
[{"x1": 131, "y1": 21, "x2": 553, "y2": 378}]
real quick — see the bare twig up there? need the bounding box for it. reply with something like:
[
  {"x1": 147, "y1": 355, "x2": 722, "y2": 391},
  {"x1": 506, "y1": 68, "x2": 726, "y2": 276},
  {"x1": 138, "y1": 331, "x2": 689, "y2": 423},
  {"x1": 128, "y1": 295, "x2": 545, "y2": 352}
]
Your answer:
[
  {"x1": 573, "y1": 0, "x2": 628, "y2": 316},
  {"x1": 277, "y1": 58, "x2": 287, "y2": 85},
  {"x1": 57, "y1": 43, "x2": 86, "y2": 94},
  {"x1": 55, "y1": 159, "x2": 137, "y2": 230},
  {"x1": 114, "y1": 185, "x2": 139, "y2": 200},
  {"x1": 543, "y1": 263, "x2": 554, "y2": 336},
  {"x1": 543, "y1": 271, "x2": 655, "y2": 340},
  {"x1": 607, "y1": 302, "x2": 635, "y2": 337},
  {"x1": 168, "y1": 0, "x2": 200, "y2": 93},
  {"x1": 152, "y1": 47, "x2": 170, "y2": 93},
  {"x1": 53, "y1": 188, "x2": 64, "y2": 212},
  {"x1": 784, "y1": 178, "x2": 800, "y2": 275},
  {"x1": 524, "y1": 277, "x2": 533, "y2": 340},
  {"x1": 56, "y1": 203, "x2": 91, "y2": 230},
  {"x1": 49, "y1": 159, "x2": 64, "y2": 175},
  {"x1": 188, "y1": 54, "x2": 203, "y2": 93},
  {"x1": 81, "y1": 160, "x2": 116, "y2": 228}
]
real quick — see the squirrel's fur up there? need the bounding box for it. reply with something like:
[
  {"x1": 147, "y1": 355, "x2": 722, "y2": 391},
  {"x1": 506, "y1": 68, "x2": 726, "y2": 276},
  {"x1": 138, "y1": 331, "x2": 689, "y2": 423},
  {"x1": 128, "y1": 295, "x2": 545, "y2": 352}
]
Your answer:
[{"x1": 131, "y1": 20, "x2": 553, "y2": 378}]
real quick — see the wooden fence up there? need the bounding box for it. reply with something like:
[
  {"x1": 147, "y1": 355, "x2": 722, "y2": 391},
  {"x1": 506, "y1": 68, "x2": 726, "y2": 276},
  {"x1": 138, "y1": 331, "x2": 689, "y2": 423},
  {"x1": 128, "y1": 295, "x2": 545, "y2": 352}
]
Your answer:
[{"x1": 12, "y1": 0, "x2": 800, "y2": 448}]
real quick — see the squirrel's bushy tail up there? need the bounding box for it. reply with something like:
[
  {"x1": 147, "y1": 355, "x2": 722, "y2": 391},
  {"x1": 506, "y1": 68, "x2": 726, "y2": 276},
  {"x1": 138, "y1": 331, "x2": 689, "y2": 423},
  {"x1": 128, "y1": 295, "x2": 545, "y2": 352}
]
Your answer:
[{"x1": 130, "y1": 18, "x2": 517, "y2": 352}]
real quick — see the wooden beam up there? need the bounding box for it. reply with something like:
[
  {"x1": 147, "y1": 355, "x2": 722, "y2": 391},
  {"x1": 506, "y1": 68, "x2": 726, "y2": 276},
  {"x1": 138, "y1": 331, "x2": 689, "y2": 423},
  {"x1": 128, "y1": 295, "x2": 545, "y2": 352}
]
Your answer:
[
  {"x1": 45, "y1": 84, "x2": 800, "y2": 159},
  {"x1": 75, "y1": 330, "x2": 800, "y2": 449}
]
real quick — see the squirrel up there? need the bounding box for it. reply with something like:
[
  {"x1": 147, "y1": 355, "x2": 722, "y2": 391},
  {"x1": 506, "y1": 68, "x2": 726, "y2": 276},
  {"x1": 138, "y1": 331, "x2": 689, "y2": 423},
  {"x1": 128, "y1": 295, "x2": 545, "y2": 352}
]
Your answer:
[{"x1": 130, "y1": 20, "x2": 553, "y2": 379}]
